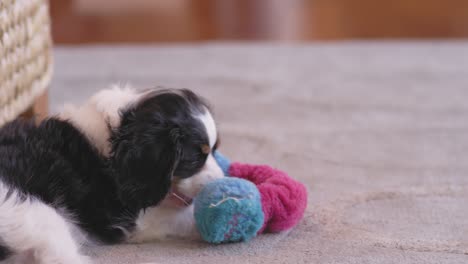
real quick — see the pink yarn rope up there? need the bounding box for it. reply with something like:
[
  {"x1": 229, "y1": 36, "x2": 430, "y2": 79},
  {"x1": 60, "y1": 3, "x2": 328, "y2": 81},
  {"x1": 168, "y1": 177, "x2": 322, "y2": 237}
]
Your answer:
[{"x1": 229, "y1": 163, "x2": 308, "y2": 233}]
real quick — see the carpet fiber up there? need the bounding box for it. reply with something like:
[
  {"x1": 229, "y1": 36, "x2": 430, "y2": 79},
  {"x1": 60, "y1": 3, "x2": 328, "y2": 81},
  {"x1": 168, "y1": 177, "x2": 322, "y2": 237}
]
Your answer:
[{"x1": 52, "y1": 43, "x2": 468, "y2": 263}]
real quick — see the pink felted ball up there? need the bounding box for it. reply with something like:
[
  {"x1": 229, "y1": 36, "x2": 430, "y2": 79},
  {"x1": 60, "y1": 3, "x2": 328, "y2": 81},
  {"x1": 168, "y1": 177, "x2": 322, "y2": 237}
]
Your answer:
[{"x1": 229, "y1": 163, "x2": 308, "y2": 233}]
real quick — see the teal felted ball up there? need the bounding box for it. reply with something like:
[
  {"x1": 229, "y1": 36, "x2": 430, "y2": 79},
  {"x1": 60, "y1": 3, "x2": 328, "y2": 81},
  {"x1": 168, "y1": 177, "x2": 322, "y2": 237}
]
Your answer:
[{"x1": 194, "y1": 177, "x2": 264, "y2": 243}]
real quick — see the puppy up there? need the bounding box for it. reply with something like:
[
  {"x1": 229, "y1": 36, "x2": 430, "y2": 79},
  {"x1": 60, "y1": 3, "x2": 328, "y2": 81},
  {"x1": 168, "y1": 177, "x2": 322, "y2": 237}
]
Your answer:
[{"x1": 0, "y1": 86, "x2": 223, "y2": 263}]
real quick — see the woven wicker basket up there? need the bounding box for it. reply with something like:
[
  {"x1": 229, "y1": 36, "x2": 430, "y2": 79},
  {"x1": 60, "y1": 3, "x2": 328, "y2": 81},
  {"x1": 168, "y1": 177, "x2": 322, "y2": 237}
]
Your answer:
[{"x1": 0, "y1": 0, "x2": 52, "y2": 125}]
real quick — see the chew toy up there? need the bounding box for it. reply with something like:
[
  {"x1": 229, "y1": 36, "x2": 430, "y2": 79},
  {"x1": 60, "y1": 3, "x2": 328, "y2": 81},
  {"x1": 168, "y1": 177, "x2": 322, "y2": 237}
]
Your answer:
[{"x1": 193, "y1": 152, "x2": 308, "y2": 243}]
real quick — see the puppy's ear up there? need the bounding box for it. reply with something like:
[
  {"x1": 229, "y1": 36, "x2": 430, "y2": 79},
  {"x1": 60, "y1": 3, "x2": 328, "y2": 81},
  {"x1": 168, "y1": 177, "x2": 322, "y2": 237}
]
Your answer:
[{"x1": 110, "y1": 117, "x2": 183, "y2": 209}]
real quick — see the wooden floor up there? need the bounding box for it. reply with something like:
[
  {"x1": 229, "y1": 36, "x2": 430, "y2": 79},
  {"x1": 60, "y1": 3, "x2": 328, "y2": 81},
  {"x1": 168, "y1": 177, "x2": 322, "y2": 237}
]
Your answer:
[
  {"x1": 42, "y1": 0, "x2": 468, "y2": 117},
  {"x1": 50, "y1": 0, "x2": 468, "y2": 43}
]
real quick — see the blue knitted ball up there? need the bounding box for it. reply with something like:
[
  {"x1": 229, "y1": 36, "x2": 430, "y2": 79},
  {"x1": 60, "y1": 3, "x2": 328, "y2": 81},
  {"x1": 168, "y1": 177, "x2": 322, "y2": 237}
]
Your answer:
[
  {"x1": 213, "y1": 151, "x2": 231, "y2": 176},
  {"x1": 194, "y1": 177, "x2": 264, "y2": 243}
]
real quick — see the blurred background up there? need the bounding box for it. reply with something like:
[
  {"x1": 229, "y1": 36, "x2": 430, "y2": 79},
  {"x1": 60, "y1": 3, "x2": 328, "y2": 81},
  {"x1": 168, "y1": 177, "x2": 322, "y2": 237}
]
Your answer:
[{"x1": 50, "y1": 0, "x2": 468, "y2": 44}]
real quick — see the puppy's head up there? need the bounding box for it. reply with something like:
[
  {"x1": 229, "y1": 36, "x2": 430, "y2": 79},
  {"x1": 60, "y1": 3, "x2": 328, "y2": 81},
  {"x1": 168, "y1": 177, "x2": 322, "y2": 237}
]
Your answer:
[
  {"x1": 62, "y1": 86, "x2": 223, "y2": 209},
  {"x1": 110, "y1": 89, "x2": 223, "y2": 208}
]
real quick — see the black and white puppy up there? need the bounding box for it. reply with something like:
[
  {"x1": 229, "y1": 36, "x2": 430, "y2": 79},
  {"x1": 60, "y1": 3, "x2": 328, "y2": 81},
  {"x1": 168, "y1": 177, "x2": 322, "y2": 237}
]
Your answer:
[{"x1": 0, "y1": 86, "x2": 223, "y2": 264}]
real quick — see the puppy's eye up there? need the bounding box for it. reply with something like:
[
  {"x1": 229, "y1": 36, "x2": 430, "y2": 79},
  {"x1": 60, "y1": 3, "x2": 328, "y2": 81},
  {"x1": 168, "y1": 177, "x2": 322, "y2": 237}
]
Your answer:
[{"x1": 200, "y1": 144, "x2": 211, "y2": 154}]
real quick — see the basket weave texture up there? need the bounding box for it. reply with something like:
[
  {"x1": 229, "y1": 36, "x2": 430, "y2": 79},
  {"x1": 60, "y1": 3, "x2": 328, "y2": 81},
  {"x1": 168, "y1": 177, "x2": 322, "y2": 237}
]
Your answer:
[{"x1": 0, "y1": 0, "x2": 52, "y2": 125}]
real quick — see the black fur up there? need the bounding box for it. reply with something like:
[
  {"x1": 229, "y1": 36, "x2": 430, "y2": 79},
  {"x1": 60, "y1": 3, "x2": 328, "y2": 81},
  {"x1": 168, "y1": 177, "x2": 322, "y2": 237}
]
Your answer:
[
  {"x1": 0, "y1": 244, "x2": 10, "y2": 260},
  {"x1": 0, "y1": 89, "x2": 212, "y2": 259}
]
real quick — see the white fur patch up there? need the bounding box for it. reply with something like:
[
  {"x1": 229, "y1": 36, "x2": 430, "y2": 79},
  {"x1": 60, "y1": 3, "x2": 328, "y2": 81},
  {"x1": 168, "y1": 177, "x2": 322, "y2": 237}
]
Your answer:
[
  {"x1": 128, "y1": 205, "x2": 199, "y2": 243},
  {"x1": 197, "y1": 109, "x2": 217, "y2": 148},
  {"x1": 0, "y1": 181, "x2": 90, "y2": 264},
  {"x1": 89, "y1": 84, "x2": 141, "y2": 129},
  {"x1": 59, "y1": 84, "x2": 141, "y2": 156}
]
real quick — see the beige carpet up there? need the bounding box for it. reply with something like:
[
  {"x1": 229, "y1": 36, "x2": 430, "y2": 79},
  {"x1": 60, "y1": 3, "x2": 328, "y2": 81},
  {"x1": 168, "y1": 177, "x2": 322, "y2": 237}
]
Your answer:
[{"x1": 52, "y1": 43, "x2": 468, "y2": 263}]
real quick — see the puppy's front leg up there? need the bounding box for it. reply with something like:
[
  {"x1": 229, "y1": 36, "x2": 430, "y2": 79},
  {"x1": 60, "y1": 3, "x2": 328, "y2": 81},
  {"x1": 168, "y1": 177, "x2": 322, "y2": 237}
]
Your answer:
[{"x1": 127, "y1": 204, "x2": 200, "y2": 243}]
